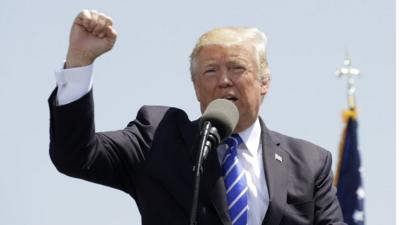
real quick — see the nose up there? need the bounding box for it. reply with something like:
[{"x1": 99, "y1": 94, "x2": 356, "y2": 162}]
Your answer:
[{"x1": 217, "y1": 68, "x2": 232, "y2": 88}]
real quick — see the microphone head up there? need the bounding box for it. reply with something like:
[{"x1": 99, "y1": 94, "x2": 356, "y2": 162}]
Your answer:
[{"x1": 201, "y1": 99, "x2": 239, "y2": 140}]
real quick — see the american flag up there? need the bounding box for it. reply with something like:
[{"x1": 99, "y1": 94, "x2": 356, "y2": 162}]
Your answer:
[{"x1": 334, "y1": 109, "x2": 365, "y2": 225}]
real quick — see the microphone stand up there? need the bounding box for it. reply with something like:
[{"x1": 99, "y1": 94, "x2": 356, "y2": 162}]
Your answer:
[{"x1": 189, "y1": 121, "x2": 220, "y2": 225}]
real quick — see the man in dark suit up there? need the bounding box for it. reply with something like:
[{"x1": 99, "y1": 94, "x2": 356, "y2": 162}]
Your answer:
[{"x1": 49, "y1": 9, "x2": 346, "y2": 225}]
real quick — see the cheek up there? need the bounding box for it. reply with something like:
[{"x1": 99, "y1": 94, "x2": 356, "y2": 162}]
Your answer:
[
  {"x1": 201, "y1": 79, "x2": 217, "y2": 92},
  {"x1": 195, "y1": 80, "x2": 213, "y2": 101},
  {"x1": 240, "y1": 83, "x2": 262, "y2": 104}
]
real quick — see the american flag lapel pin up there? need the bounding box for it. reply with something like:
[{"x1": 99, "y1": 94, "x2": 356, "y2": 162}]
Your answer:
[{"x1": 275, "y1": 153, "x2": 282, "y2": 162}]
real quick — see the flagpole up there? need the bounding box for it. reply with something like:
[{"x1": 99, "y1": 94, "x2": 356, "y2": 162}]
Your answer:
[{"x1": 334, "y1": 52, "x2": 361, "y2": 186}]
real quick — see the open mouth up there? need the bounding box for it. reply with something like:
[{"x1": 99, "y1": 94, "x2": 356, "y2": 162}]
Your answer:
[{"x1": 223, "y1": 96, "x2": 238, "y2": 102}]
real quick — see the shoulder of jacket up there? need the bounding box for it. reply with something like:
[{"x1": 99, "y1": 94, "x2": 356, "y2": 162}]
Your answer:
[
  {"x1": 126, "y1": 105, "x2": 190, "y2": 128},
  {"x1": 269, "y1": 129, "x2": 330, "y2": 159}
]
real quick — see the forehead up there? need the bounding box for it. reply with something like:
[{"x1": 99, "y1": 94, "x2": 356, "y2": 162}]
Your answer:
[{"x1": 196, "y1": 44, "x2": 257, "y2": 64}]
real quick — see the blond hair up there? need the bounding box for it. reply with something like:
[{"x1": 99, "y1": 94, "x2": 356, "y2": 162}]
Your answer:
[{"x1": 190, "y1": 27, "x2": 270, "y2": 82}]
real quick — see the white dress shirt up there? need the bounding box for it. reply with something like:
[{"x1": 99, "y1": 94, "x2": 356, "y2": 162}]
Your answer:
[
  {"x1": 54, "y1": 65, "x2": 270, "y2": 224},
  {"x1": 217, "y1": 119, "x2": 269, "y2": 225},
  {"x1": 55, "y1": 64, "x2": 94, "y2": 105}
]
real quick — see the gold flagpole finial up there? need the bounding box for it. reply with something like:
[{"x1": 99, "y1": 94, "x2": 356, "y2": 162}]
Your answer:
[{"x1": 335, "y1": 52, "x2": 360, "y2": 110}]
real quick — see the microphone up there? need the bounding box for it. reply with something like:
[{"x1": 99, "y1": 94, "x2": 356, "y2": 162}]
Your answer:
[
  {"x1": 199, "y1": 99, "x2": 239, "y2": 158},
  {"x1": 189, "y1": 99, "x2": 239, "y2": 225}
]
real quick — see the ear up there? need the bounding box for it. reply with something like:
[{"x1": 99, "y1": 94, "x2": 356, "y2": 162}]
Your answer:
[{"x1": 260, "y1": 76, "x2": 270, "y2": 96}]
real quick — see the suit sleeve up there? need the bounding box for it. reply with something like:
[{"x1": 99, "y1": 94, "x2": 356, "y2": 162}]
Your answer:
[
  {"x1": 314, "y1": 150, "x2": 347, "y2": 225},
  {"x1": 48, "y1": 88, "x2": 156, "y2": 195}
]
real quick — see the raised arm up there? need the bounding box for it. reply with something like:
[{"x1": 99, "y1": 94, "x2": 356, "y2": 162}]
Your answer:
[{"x1": 49, "y1": 11, "x2": 145, "y2": 194}]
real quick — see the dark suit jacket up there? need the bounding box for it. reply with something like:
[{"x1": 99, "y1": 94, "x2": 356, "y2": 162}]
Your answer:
[{"x1": 48, "y1": 89, "x2": 346, "y2": 225}]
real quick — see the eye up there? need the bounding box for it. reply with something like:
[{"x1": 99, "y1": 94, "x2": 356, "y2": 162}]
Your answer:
[
  {"x1": 234, "y1": 66, "x2": 245, "y2": 71},
  {"x1": 203, "y1": 68, "x2": 217, "y2": 76},
  {"x1": 231, "y1": 65, "x2": 246, "y2": 73},
  {"x1": 206, "y1": 69, "x2": 216, "y2": 73}
]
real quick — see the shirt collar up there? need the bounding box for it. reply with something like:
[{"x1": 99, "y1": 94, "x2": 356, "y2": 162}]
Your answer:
[{"x1": 237, "y1": 118, "x2": 261, "y2": 157}]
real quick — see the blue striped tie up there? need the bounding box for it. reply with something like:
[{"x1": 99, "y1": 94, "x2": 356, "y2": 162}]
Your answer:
[{"x1": 222, "y1": 134, "x2": 248, "y2": 225}]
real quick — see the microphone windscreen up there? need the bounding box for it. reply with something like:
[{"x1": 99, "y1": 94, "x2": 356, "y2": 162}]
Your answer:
[{"x1": 201, "y1": 99, "x2": 239, "y2": 140}]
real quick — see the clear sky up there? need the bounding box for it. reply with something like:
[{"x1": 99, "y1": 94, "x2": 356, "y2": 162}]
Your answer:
[{"x1": 0, "y1": 0, "x2": 395, "y2": 224}]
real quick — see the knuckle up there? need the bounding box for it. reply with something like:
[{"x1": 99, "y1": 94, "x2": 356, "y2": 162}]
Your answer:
[
  {"x1": 79, "y1": 9, "x2": 89, "y2": 19},
  {"x1": 106, "y1": 17, "x2": 113, "y2": 25},
  {"x1": 89, "y1": 10, "x2": 99, "y2": 19}
]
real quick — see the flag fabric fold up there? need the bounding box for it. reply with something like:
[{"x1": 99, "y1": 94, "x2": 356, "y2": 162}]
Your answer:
[{"x1": 334, "y1": 109, "x2": 365, "y2": 225}]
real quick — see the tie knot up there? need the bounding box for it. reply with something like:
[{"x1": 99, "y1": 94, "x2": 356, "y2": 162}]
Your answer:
[{"x1": 224, "y1": 133, "x2": 243, "y2": 148}]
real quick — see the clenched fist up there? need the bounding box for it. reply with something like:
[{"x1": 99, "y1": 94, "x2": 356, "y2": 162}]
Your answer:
[{"x1": 66, "y1": 10, "x2": 117, "y2": 68}]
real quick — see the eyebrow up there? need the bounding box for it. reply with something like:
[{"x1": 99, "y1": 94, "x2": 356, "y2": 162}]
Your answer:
[
  {"x1": 201, "y1": 61, "x2": 219, "y2": 67},
  {"x1": 227, "y1": 58, "x2": 251, "y2": 66}
]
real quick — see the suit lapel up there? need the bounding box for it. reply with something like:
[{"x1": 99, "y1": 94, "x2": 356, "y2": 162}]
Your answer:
[
  {"x1": 259, "y1": 118, "x2": 288, "y2": 225},
  {"x1": 180, "y1": 119, "x2": 231, "y2": 225},
  {"x1": 203, "y1": 148, "x2": 231, "y2": 225}
]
